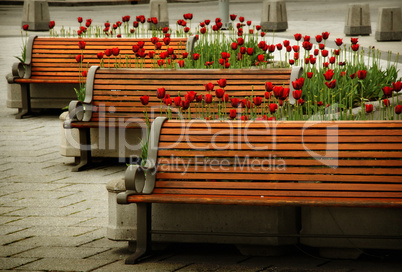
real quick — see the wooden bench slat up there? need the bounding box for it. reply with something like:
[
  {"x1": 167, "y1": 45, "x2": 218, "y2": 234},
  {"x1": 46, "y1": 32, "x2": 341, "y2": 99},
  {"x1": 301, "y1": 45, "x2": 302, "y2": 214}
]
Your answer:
[
  {"x1": 155, "y1": 172, "x2": 401, "y2": 183},
  {"x1": 157, "y1": 157, "x2": 402, "y2": 167},
  {"x1": 126, "y1": 194, "x2": 402, "y2": 208}
]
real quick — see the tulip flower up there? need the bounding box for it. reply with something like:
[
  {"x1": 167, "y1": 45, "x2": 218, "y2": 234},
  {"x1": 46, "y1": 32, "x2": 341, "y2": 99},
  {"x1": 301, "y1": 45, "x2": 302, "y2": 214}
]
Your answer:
[
  {"x1": 321, "y1": 49, "x2": 329, "y2": 57},
  {"x1": 77, "y1": 17, "x2": 83, "y2": 23},
  {"x1": 329, "y1": 56, "x2": 336, "y2": 64},
  {"x1": 383, "y1": 99, "x2": 390, "y2": 107},
  {"x1": 140, "y1": 95, "x2": 149, "y2": 105},
  {"x1": 112, "y1": 47, "x2": 120, "y2": 56},
  {"x1": 268, "y1": 44, "x2": 276, "y2": 53},
  {"x1": 395, "y1": 105, "x2": 402, "y2": 114},
  {"x1": 350, "y1": 73, "x2": 356, "y2": 79},
  {"x1": 157, "y1": 59, "x2": 164, "y2": 67},
  {"x1": 253, "y1": 96, "x2": 262, "y2": 106},
  {"x1": 319, "y1": 43, "x2": 325, "y2": 50},
  {"x1": 276, "y1": 43, "x2": 283, "y2": 50},
  {"x1": 231, "y1": 42, "x2": 238, "y2": 50},
  {"x1": 322, "y1": 31, "x2": 330, "y2": 40},
  {"x1": 392, "y1": 81, "x2": 402, "y2": 92},
  {"x1": 173, "y1": 96, "x2": 182, "y2": 107},
  {"x1": 294, "y1": 52, "x2": 299, "y2": 60},
  {"x1": 325, "y1": 79, "x2": 337, "y2": 89},
  {"x1": 382, "y1": 86, "x2": 393, "y2": 97},
  {"x1": 195, "y1": 95, "x2": 203, "y2": 102},
  {"x1": 180, "y1": 100, "x2": 190, "y2": 110},
  {"x1": 221, "y1": 52, "x2": 230, "y2": 59},
  {"x1": 215, "y1": 88, "x2": 225, "y2": 99},
  {"x1": 23, "y1": 24, "x2": 29, "y2": 31},
  {"x1": 256, "y1": 25, "x2": 261, "y2": 30},
  {"x1": 315, "y1": 35, "x2": 323, "y2": 43},
  {"x1": 265, "y1": 82, "x2": 274, "y2": 92},
  {"x1": 163, "y1": 37, "x2": 170, "y2": 45},
  {"x1": 200, "y1": 27, "x2": 206, "y2": 34},
  {"x1": 317, "y1": 101, "x2": 323, "y2": 107},
  {"x1": 283, "y1": 40, "x2": 290, "y2": 47},
  {"x1": 365, "y1": 104, "x2": 373, "y2": 113},
  {"x1": 156, "y1": 88, "x2": 166, "y2": 99},
  {"x1": 221, "y1": 93, "x2": 229, "y2": 102},
  {"x1": 75, "y1": 55, "x2": 84, "y2": 63},
  {"x1": 351, "y1": 37, "x2": 358, "y2": 44},
  {"x1": 204, "y1": 94, "x2": 213, "y2": 104},
  {"x1": 292, "y1": 45, "x2": 299, "y2": 52},
  {"x1": 294, "y1": 33, "x2": 302, "y2": 41},
  {"x1": 178, "y1": 60, "x2": 185, "y2": 68},
  {"x1": 192, "y1": 53, "x2": 200, "y2": 60},
  {"x1": 239, "y1": 47, "x2": 246, "y2": 54},
  {"x1": 335, "y1": 38, "x2": 343, "y2": 46},
  {"x1": 204, "y1": 19, "x2": 210, "y2": 25},
  {"x1": 257, "y1": 54, "x2": 265, "y2": 62},
  {"x1": 229, "y1": 109, "x2": 237, "y2": 119},
  {"x1": 281, "y1": 88, "x2": 290, "y2": 100},
  {"x1": 246, "y1": 48, "x2": 254, "y2": 55},
  {"x1": 97, "y1": 52, "x2": 104, "y2": 59},
  {"x1": 334, "y1": 49, "x2": 340, "y2": 55},
  {"x1": 239, "y1": 16, "x2": 245, "y2": 22},
  {"x1": 323, "y1": 69, "x2": 335, "y2": 81},
  {"x1": 269, "y1": 103, "x2": 278, "y2": 113},
  {"x1": 231, "y1": 98, "x2": 240, "y2": 108},
  {"x1": 217, "y1": 79, "x2": 227, "y2": 88},
  {"x1": 230, "y1": 14, "x2": 237, "y2": 21},
  {"x1": 289, "y1": 59, "x2": 295, "y2": 65},
  {"x1": 273, "y1": 86, "x2": 284, "y2": 98},
  {"x1": 204, "y1": 82, "x2": 215, "y2": 92},
  {"x1": 307, "y1": 72, "x2": 314, "y2": 78},
  {"x1": 351, "y1": 44, "x2": 360, "y2": 51},
  {"x1": 292, "y1": 78, "x2": 305, "y2": 90},
  {"x1": 357, "y1": 70, "x2": 367, "y2": 80},
  {"x1": 49, "y1": 21, "x2": 55, "y2": 29},
  {"x1": 241, "y1": 115, "x2": 248, "y2": 121}
]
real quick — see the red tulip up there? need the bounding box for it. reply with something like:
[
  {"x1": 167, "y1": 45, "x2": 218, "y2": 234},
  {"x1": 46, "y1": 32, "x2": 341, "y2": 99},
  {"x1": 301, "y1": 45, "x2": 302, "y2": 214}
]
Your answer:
[
  {"x1": 292, "y1": 77, "x2": 305, "y2": 90},
  {"x1": 395, "y1": 105, "x2": 402, "y2": 114},
  {"x1": 196, "y1": 95, "x2": 203, "y2": 102},
  {"x1": 82, "y1": 71, "x2": 87, "y2": 77},
  {"x1": 253, "y1": 96, "x2": 262, "y2": 106},
  {"x1": 112, "y1": 47, "x2": 120, "y2": 56},
  {"x1": 293, "y1": 52, "x2": 299, "y2": 60},
  {"x1": 221, "y1": 52, "x2": 230, "y2": 59},
  {"x1": 215, "y1": 88, "x2": 225, "y2": 99},
  {"x1": 335, "y1": 38, "x2": 343, "y2": 46},
  {"x1": 325, "y1": 79, "x2": 337, "y2": 89},
  {"x1": 256, "y1": 25, "x2": 261, "y2": 30},
  {"x1": 392, "y1": 81, "x2": 402, "y2": 92},
  {"x1": 77, "y1": 17, "x2": 83, "y2": 23},
  {"x1": 268, "y1": 44, "x2": 276, "y2": 53},
  {"x1": 273, "y1": 86, "x2": 283, "y2": 98},
  {"x1": 231, "y1": 42, "x2": 238, "y2": 50},
  {"x1": 383, "y1": 99, "x2": 390, "y2": 107},
  {"x1": 200, "y1": 27, "x2": 206, "y2": 34},
  {"x1": 350, "y1": 73, "x2": 356, "y2": 79},
  {"x1": 294, "y1": 33, "x2": 302, "y2": 41},
  {"x1": 231, "y1": 98, "x2": 240, "y2": 108},
  {"x1": 173, "y1": 96, "x2": 182, "y2": 106},
  {"x1": 229, "y1": 109, "x2": 237, "y2": 119},
  {"x1": 217, "y1": 79, "x2": 227, "y2": 88},
  {"x1": 239, "y1": 47, "x2": 246, "y2": 54},
  {"x1": 204, "y1": 19, "x2": 210, "y2": 25},
  {"x1": 239, "y1": 16, "x2": 245, "y2": 22},
  {"x1": 140, "y1": 95, "x2": 149, "y2": 105},
  {"x1": 78, "y1": 41, "x2": 86, "y2": 49},
  {"x1": 283, "y1": 40, "x2": 290, "y2": 47},
  {"x1": 156, "y1": 88, "x2": 166, "y2": 99},
  {"x1": 365, "y1": 104, "x2": 373, "y2": 113},
  {"x1": 323, "y1": 69, "x2": 335, "y2": 81},
  {"x1": 241, "y1": 115, "x2": 248, "y2": 121},
  {"x1": 178, "y1": 60, "x2": 185, "y2": 68},
  {"x1": 230, "y1": 14, "x2": 237, "y2": 21},
  {"x1": 264, "y1": 91, "x2": 271, "y2": 99},
  {"x1": 269, "y1": 103, "x2": 278, "y2": 113},
  {"x1": 321, "y1": 49, "x2": 329, "y2": 57},
  {"x1": 163, "y1": 37, "x2": 170, "y2": 45},
  {"x1": 148, "y1": 51, "x2": 155, "y2": 59},
  {"x1": 334, "y1": 49, "x2": 340, "y2": 55},
  {"x1": 322, "y1": 31, "x2": 330, "y2": 40},
  {"x1": 317, "y1": 101, "x2": 323, "y2": 107},
  {"x1": 382, "y1": 86, "x2": 393, "y2": 97},
  {"x1": 258, "y1": 41, "x2": 266, "y2": 49},
  {"x1": 276, "y1": 43, "x2": 283, "y2": 50},
  {"x1": 289, "y1": 59, "x2": 295, "y2": 65},
  {"x1": 315, "y1": 35, "x2": 323, "y2": 43},
  {"x1": 204, "y1": 82, "x2": 215, "y2": 92},
  {"x1": 357, "y1": 70, "x2": 367, "y2": 80},
  {"x1": 162, "y1": 27, "x2": 169, "y2": 33},
  {"x1": 265, "y1": 82, "x2": 274, "y2": 92},
  {"x1": 246, "y1": 48, "x2": 254, "y2": 55},
  {"x1": 309, "y1": 57, "x2": 316, "y2": 65},
  {"x1": 319, "y1": 43, "x2": 325, "y2": 50},
  {"x1": 49, "y1": 21, "x2": 55, "y2": 29},
  {"x1": 157, "y1": 59, "x2": 164, "y2": 66},
  {"x1": 302, "y1": 41, "x2": 312, "y2": 51},
  {"x1": 192, "y1": 53, "x2": 200, "y2": 60},
  {"x1": 180, "y1": 100, "x2": 190, "y2": 110},
  {"x1": 75, "y1": 55, "x2": 84, "y2": 63},
  {"x1": 307, "y1": 72, "x2": 313, "y2": 78},
  {"x1": 329, "y1": 56, "x2": 336, "y2": 64},
  {"x1": 292, "y1": 90, "x2": 302, "y2": 100},
  {"x1": 204, "y1": 94, "x2": 213, "y2": 104},
  {"x1": 221, "y1": 93, "x2": 229, "y2": 102},
  {"x1": 351, "y1": 37, "x2": 358, "y2": 44},
  {"x1": 23, "y1": 24, "x2": 29, "y2": 31},
  {"x1": 281, "y1": 88, "x2": 290, "y2": 100},
  {"x1": 292, "y1": 45, "x2": 299, "y2": 52},
  {"x1": 257, "y1": 54, "x2": 265, "y2": 62},
  {"x1": 351, "y1": 44, "x2": 360, "y2": 51}
]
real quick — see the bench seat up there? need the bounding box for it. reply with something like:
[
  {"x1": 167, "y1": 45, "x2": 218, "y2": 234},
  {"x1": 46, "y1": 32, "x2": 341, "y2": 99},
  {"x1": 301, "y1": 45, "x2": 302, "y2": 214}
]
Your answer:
[{"x1": 116, "y1": 118, "x2": 402, "y2": 264}]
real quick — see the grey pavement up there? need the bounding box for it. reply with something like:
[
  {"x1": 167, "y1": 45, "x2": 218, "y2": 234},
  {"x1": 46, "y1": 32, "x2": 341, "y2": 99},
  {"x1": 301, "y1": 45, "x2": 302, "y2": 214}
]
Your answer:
[{"x1": 1, "y1": 1, "x2": 402, "y2": 271}]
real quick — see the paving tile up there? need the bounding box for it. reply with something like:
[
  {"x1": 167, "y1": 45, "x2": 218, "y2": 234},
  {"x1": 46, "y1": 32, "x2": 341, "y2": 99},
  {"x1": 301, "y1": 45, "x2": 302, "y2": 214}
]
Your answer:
[
  {"x1": 15, "y1": 226, "x2": 102, "y2": 237},
  {"x1": 0, "y1": 257, "x2": 39, "y2": 270},
  {"x1": 8, "y1": 236, "x2": 95, "y2": 248},
  {"x1": 5, "y1": 216, "x2": 87, "y2": 227},
  {"x1": 15, "y1": 257, "x2": 114, "y2": 271},
  {"x1": 0, "y1": 245, "x2": 39, "y2": 258},
  {"x1": 79, "y1": 238, "x2": 128, "y2": 249},
  {"x1": 92, "y1": 260, "x2": 187, "y2": 272},
  {"x1": 12, "y1": 246, "x2": 110, "y2": 259}
]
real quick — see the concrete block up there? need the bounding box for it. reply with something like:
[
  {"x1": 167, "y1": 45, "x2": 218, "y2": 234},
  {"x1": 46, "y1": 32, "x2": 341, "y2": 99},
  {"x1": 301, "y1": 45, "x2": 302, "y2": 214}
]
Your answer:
[
  {"x1": 219, "y1": 0, "x2": 230, "y2": 30},
  {"x1": 260, "y1": 0, "x2": 288, "y2": 32},
  {"x1": 149, "y1": 0, "x2": 169, "y2": 29},
  {"x1": 375, "y1": 7, "x2": 402, "y2": 41},
  {"x1": 300, "y1": 207, "x2": 402, "y2": 259},
  {"x1": 344, "y1": 3, "x2": 372, "y2": 36},
  {"x1": 21, "y1": 0, "x2": 51, "y2": 31}
]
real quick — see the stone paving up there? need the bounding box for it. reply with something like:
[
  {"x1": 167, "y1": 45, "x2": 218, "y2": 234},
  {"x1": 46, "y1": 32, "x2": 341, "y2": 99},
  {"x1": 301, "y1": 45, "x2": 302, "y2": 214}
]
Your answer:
[{"x1": 1, "y1": 1, "x2": 402, "y2": 271}]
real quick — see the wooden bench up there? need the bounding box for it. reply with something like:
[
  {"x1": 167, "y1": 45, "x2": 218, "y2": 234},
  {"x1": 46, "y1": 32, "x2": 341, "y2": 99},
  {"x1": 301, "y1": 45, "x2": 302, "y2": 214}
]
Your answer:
[
  {"x1": 116, "y1": 117, "x2": 402, "y2": 264},
  {"x1": 7, "y1": 36, "x2": 195, "y2": 118},
  {"x1": 64, "y1": 66, "x2": 302, "y2": 171}
]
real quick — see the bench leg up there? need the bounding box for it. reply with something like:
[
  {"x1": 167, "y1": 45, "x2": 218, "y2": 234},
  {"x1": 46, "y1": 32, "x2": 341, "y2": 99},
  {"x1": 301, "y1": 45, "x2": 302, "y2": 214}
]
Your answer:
[
  {"x1": 15, "y1": 84, "x2": 32, "y2": 119},
  {"x1": 72, "y1": 128, "x2": 92, "y2": 172},
  {"x1": 125, "y1": 203, "x2": 152, "y2": 264}
]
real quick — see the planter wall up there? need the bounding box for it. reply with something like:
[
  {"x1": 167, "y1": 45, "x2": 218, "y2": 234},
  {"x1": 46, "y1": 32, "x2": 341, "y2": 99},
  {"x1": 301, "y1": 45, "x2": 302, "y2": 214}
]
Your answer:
[
  {"x1": 60, "y1": 112, "x2": 143, "y2": 159},
  {"x1": 7, "y1": 81, "x2": 78, "y2": 110},
  {"x1": 300, "y1": 207, "x2": 402, "y2": 259},
  {"x1": 107, "y1": 178, "x2": 299, "y2": 253}
]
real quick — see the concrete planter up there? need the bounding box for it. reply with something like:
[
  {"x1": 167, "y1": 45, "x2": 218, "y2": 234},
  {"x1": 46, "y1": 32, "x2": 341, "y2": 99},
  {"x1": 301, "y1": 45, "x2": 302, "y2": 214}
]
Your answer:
[
  {"x1": 7, "y1": 80, "x2": 78, "y2": 110},
  {"x1": 107, "y1": 178, "x2": 298, "y2": 254},
  {"x1": 59, "y1": 112, "x2": 143, "y2": 159},
  {"x1": 300, "y1": 207, "x2": 402, "y2": 259}
]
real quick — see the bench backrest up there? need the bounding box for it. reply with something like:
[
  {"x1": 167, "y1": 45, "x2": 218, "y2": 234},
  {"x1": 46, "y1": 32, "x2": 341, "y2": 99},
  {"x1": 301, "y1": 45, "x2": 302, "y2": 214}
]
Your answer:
[
  {"x1": 16, "y1": 36, "x2": 192, "y2": 83},
  {"x1": 85, "y1": 67, "x2": 295, "y2": 123},
  {"x1": 147, "y1": 119, "x2": 402, "y2": 207}
]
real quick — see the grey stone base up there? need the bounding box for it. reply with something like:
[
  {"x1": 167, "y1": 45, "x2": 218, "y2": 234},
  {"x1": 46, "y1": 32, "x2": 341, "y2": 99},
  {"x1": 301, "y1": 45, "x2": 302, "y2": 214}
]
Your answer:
[
  {"x1": 375, "y1": 31, "x2": 402, "y2": 41},
  {"x1": 344, "y1": 26, "x2": 371, "y2": 36},
  {"x1": 260, "y1": 22, "x2": 287, "y2": 32},
  {"x1": 148, "y1": 22, "x2": 169, "y2": 30}
]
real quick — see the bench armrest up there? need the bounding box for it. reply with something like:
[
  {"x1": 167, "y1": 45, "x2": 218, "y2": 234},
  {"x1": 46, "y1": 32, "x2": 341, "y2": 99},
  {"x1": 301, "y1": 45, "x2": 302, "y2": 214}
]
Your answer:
[
  {"x1": 8, "y1": 35, "x2": 37, "y2": 83},
  {"x1": 63, "y1": 100, "x2": 93, "y2": 129}
]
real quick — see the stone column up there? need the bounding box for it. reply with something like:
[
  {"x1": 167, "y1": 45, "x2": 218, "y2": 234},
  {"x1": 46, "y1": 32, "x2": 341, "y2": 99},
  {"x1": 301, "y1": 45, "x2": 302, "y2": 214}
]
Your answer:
[
  {"x1": 344, "y1": 3, "x2": 371, "y2": 36},
  {"x1": 260, "y1": 0, "x2": 288, "y2": 32},
  {"x1": 149, "y1": 0, "x2": 169, "y2": 29},
  {"x1": 21, "y1": 0, "x2": 50, "y2": 31},
  {"x1": 375, "y1": 7, "x2": 401, "y2": 41},
  {"x1": 219, "y1": 0, "x2": 230, "y2": 30}
]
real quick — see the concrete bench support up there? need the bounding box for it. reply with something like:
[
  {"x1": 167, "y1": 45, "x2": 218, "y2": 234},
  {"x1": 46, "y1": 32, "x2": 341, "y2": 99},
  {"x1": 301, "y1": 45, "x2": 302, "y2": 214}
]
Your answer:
[
  {"x1": 149, "y1": 0, "x2": 169, "y2": 29},
  {"x1": 219, "y1": 0, "x2": 230, "y2": 30},
  {"x1": 260, "y1": 0, "x2": 288, "y2": 32},
  {"x1": 344, "y1": 3, "x2": 371, "y2": 36},
  {"x1": 21, "y1": 0, "x2": 50, "y2": 31},
  {"x1": 375, "y1": 7, "x2": 402, "y2": 41}
]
